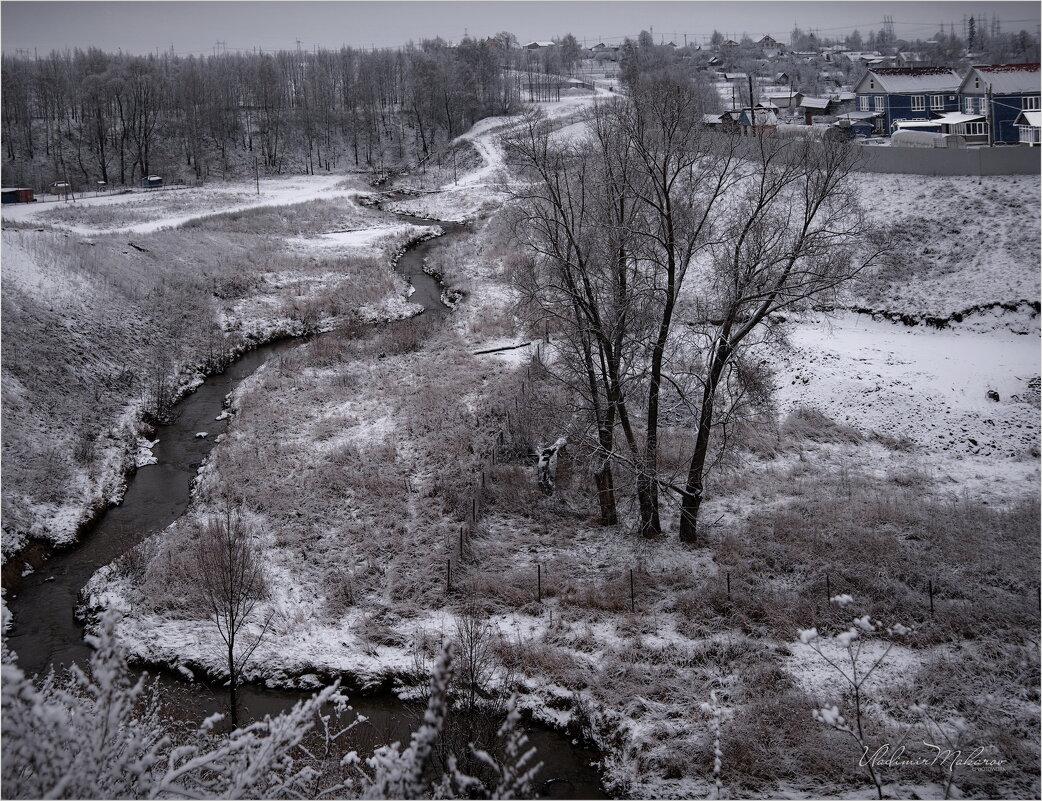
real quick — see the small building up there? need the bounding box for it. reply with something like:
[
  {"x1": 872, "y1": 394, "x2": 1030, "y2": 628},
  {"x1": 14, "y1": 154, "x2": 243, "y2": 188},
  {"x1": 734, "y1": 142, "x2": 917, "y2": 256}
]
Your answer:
[
  {"x1": 1014, "y1": 110, "x2": 1041, "y2": 145},
  {"x1": 1, "y1": 187, "x2": 35, "y2": 204},
  {"x1": 798, "y1": 96, "x2": 834, "y2": 124},
  {"x1": 854, "y1": 67, "x2": 962, "y2": 134},
  {"x1": 896, "y1": 52, "x2": 927, "y2": 67},
  {"x1": 762, "y1": 90, "x2": 803, "y2": 110},
  {"x1": 738, "y1": 107, "x2": 779, "y2": 135},
  {"x1": 958, "y1": 63, "x2": 1041, "y2": 144},
  {"x1": 142, "y1": 175, "x2": 163, "y2": 188},
  {"x1": 835, "y1": 110, "x2": 884, "y2": 137},
  {"x1": 932, "y1": 111, "x2": 990, "y2": 144},
  {"x1": 758, "y1": 35, "x2": 780, "y2": 48},
  {"x1": 891, "y1": 130, "x2": 967, "y2": 148},
  {"x1": 522, "y1": 41, "x2": 556, "y2": 51}
]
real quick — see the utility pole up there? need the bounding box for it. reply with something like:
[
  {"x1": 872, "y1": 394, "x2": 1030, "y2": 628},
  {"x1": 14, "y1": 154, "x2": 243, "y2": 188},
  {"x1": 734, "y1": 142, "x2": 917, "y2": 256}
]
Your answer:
[{"x1": 986, "y1": 83, "x2": 994, "y2": 147}]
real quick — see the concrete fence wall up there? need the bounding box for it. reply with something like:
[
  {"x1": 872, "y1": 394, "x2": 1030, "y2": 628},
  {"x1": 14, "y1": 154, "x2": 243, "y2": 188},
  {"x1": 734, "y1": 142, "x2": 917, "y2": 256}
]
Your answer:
[
  {"x1": 856, "y1": 144, "x2": 1041, "y2": 176},
  {"x1": 724, "y1": 132, "x2": 1041, "y2": 176}
]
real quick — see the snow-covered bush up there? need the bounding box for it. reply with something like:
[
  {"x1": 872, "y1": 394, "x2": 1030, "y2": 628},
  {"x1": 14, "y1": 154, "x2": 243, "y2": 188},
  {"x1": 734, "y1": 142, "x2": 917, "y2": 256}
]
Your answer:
[
  {"x1": 801, "y1": 601, "x2": 914, "y2": 799},
  {"x1": 2, "y1": 607, "x2": 541, "y2": 799}
]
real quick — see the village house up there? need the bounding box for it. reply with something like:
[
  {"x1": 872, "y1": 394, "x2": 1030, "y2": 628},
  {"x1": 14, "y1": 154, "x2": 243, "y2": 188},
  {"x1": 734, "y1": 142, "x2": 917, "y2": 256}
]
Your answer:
[
  {"x1": 854, "y1": 66, "x2": 962, "y2": 134},
  {"x1": 958, "y1": 63, "x2": 1041, "y2": 144},
  {"x1": 738, "y1": 106, "x2": 779, "y2": 135}
]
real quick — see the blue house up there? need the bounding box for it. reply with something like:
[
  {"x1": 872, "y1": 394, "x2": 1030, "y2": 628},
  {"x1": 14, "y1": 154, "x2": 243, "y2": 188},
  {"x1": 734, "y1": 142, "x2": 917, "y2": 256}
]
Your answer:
[
  {"x1": 853, "y1": 67, "x2": 962, "y2": 134},
  {"x1": 957, "y1": 63, "x2": 1041, "y2": 144}
]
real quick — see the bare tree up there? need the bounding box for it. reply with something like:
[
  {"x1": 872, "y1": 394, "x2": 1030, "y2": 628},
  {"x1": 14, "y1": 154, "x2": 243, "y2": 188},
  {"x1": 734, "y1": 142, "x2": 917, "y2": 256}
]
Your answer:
[
  {"x1": 193, "y1": 510, "x2": 273, "y2": 726},
  {"x1": 607, "y1": 73, "x2": 742, "y2": 536},
  {"x1": 677, "y1": 136, "x2": 887, "y2": 542}
]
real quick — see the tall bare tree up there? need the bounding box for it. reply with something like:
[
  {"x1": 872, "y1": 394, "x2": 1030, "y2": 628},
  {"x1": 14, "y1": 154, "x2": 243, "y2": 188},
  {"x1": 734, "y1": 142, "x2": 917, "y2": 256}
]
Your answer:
[{"x1": 677, "y1": 136, "x2": 887, "y2": 542}]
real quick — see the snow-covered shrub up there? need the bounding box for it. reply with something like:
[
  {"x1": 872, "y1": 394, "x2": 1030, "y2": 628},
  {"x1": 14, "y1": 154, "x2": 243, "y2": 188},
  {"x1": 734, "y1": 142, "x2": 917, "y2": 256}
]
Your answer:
[
  {"x1": 802, "y1": 603, "x2": 914, "y2": 799},
  {"x1": 2, "y1": 607, "x2": 541, "y2": 800}
]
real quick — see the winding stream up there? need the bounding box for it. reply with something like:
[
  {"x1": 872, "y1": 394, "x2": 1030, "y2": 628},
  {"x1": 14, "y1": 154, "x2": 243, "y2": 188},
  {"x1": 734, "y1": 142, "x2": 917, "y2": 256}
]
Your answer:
[{"x1": 3, "y1": 208, "x2": 607, "y2": 799}]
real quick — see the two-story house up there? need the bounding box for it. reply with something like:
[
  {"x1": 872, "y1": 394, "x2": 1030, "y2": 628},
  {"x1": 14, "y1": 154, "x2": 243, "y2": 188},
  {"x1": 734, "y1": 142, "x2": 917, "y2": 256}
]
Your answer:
[
  {"x1": 853, "y1": 67, "x2": 962, "y2": 134},
  {"x1": 958, "y1": 63, "x2": 1041, "y2": 143}
]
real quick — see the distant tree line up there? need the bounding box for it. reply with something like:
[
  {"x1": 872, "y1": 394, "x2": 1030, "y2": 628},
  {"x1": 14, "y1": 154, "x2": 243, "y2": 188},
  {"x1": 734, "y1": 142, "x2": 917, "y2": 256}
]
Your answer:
[{"x1": 1, "y1": 38, "x2": 521, "y2": 188}]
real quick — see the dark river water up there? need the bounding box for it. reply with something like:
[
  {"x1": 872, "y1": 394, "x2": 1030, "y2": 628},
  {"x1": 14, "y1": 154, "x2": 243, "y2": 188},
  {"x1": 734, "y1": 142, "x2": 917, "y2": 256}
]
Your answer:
[{"x1": 2, "y1": 213, "x2": 608, "y2": 799}]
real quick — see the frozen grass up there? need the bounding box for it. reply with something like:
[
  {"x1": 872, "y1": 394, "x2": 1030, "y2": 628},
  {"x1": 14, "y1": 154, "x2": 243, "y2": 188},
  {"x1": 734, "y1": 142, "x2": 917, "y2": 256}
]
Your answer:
[
  {"x1": 35, "y1": 188, "x2": 255, "y2": 229},
  {"x1": 182, "y1": 196, "x2": 383, "y2": 237}
]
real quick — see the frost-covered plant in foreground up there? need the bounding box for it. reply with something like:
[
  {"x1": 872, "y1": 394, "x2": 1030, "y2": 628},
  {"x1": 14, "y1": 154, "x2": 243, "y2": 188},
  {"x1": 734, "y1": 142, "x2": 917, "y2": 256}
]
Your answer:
[
  {"x1": 699, "y1": 689, "x2": 725, "y2": 799},
  {"x1": 801, "y1": 596, "x2": 913, "y2": 799},
  {"x1": 1, "y1": 607, "x2": 541, "y2": 799}
]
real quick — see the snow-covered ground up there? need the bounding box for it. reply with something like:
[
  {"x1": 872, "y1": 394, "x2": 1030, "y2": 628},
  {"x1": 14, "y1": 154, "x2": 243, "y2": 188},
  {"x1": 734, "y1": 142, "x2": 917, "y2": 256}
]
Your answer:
[
  {"x1": 1, "y1": 175, "x2": 434, "y2": 561},
  {"x1": 13, "y1": 89, "x2": 1041, "y2": 800},
  {"x1": 774, "y1": 311, "x2": 1039, "y2": 461},
  {"x1": 1, "y1": 175, "x2": 364, "y2": 236}
]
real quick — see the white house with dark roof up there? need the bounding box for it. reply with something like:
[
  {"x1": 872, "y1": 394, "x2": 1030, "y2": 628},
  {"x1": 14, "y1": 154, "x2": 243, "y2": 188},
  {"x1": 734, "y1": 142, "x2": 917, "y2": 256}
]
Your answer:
[
  {"x1": 854, "y1": 67, "x2": 962, "y2": 134},
  {"x1": 958, "y1": 63, "x2": 1041, "y2": 143}
]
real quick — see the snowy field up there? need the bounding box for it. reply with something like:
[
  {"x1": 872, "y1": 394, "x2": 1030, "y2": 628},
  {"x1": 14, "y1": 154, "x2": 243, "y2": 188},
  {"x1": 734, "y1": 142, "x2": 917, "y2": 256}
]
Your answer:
[
  {"x1": 7, "y1": 87, "x2": 1040, "y2": 799},
  {"x1": 1, "y1": 175, "x2": 367, "y2": 235}
]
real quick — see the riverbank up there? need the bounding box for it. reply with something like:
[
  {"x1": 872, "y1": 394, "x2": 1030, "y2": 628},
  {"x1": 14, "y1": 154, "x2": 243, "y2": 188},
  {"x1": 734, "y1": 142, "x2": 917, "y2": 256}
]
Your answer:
[{"x1": 1, "y1": 182, "x2": 430, "y2": 567}]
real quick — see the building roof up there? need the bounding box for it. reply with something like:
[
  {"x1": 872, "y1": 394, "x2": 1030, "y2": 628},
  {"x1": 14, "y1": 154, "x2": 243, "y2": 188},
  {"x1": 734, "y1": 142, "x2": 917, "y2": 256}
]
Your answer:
[
  {"x1": 1015, "y1": 110, "x2": 1042, "y2": 127},
  {"x1": 703, "y1": 114, "x2": 725, "y2": 124},
  {"x1": 724, "y1": 72, "x2": 749, "y2": 80},
  {"x1": 523, "y1": 41, "x2": 556, "y2": 48},
  {"x1": 894, "y1": 120, "x2": 943, "y2": 129},
  {"x1": 799, "y1": 96, "x2": 833, "y2": 109},
  {"x1": 856, "y1": 67, "x2": 961, "y2": 93},
  {"x1": 933, "y1": 111, "x2": 986, "y2": 125},
  {"x1": 740, "y1": 108, "x2": 780, "y2": 126},
  {"x1": 960, "y1": 63, "x2": 1041, "y2": 94},
  {"x1": 836, "y1": 111, "x2": 883, "y2": 120}
]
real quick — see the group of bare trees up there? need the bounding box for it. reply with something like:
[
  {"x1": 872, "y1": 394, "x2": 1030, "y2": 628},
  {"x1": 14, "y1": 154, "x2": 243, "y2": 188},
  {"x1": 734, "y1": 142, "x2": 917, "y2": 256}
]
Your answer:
[
  {"x1": 510, "y1": 72, "x2": 884, "y2": 543},
  {"x1": 1, "y1": 39, "x2": 520, "y2": 188}
]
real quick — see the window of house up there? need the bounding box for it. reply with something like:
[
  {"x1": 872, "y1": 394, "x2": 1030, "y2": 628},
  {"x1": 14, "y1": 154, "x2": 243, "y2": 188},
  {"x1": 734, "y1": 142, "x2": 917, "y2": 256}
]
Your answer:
[
  {"x1": 875, "y1": 95, "x2": 884, "y2": 112},
  {"x1": 960, "y1": 121, "x2": 987, "y2": 136},
  {"x1": 859, "y1": 95, "x2": 869, "y2": 111},
  {"x1": 930, "y1": 94, "x2": 944, "y2": 109},
  {"x1": 911, "y1": 95, "x2": 925, "y2": 111},
  {"x1": 964, "y1": 97, "x2": 975, "y2": 114},
  {"x1": 979, "y1": 97, "x2": 990, "y2": 115},
  {"x1": 1024, "y1": 96, "x2": 1041, "y2": 110}
]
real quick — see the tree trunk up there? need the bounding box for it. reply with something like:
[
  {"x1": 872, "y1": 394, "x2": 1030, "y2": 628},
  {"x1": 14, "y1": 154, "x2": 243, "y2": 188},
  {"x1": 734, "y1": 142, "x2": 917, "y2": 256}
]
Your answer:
[
  {"x1": 679, "y1": 341, "x2": 729, "y2": 543},
  {"x1": 593, "y1": 424, "x2": 618, "y2": 525},
  {"x1": 228, "y1": 638, "x2": 238, "y2": 727}
]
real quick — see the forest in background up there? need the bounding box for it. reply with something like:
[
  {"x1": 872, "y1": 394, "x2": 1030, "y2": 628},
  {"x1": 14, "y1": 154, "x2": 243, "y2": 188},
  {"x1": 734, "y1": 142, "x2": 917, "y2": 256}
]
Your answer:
[{"x1": 1, "y1": 37, "x2": 523, "y2": 188}]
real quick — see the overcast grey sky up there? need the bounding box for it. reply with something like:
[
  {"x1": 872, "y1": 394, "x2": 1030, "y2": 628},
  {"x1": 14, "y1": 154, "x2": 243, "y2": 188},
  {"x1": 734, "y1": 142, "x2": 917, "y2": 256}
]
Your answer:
[{"x1": 2, "y1": 1, "x2": 1039, "y2": 55}]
